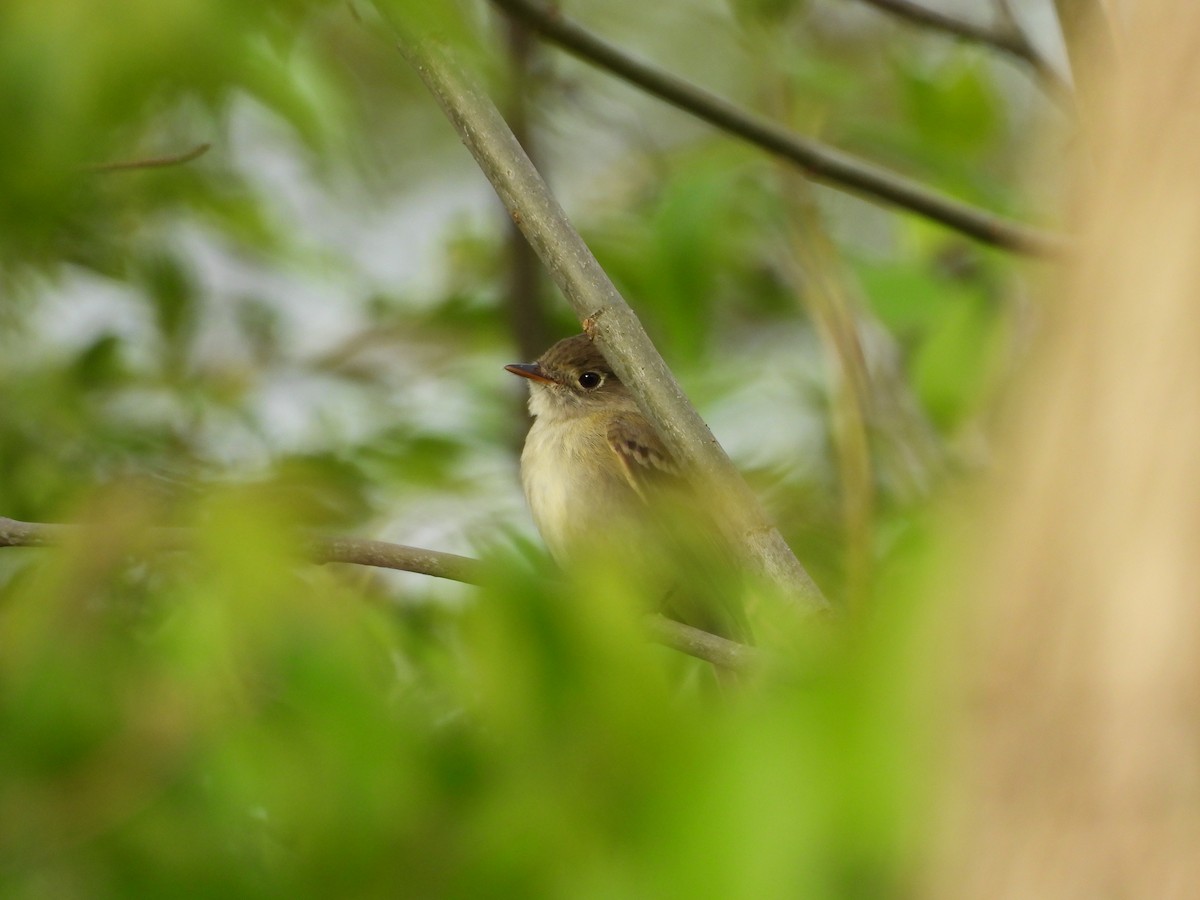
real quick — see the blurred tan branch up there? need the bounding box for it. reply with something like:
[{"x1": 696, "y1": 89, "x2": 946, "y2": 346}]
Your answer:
[
  {"x1": 1048, "y1": 0, "x2": 1117, "y2": 117},
  {"x1": 858, "y1": 0, "x2": 1024, "y2": 53},
  {"x1": 931, "y1": 3, "x2": 1200, "y2": 895},
  {"x1": 0, "y1": 516, "x2": 756, "y2": 670},
  {"x1": 384, "y1": 10, "x2": 829, "y2": 615},
  {"x1": 85, "y1": 142, "x2": 212, "y2": 173},
  {"x1": 489, "y1": 0, "x2": 1064, "y2": 255}
]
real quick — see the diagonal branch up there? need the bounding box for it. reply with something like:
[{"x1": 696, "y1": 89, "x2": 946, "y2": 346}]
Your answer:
[
  {"x1": 383, "y1": 9, "x2": 829, "y2": 615},
  {"x1": 488, "y1": 0, "x2": 1065, "y2": 255},
  {"x1": 0, "y1": 516, "x2": 755, "y2": 670}
]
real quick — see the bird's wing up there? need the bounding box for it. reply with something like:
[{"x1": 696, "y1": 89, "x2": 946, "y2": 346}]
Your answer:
[
  {"x1": 607, "y1": 412, "x2": 751, "y2": 644},
  {"x1": 605, "y1": 412, "x2": 681, "y2": 502}
]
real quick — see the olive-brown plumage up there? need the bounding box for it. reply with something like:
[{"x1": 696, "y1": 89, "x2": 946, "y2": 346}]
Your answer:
[{"x1": 506, "y1": 334, "x2": 747, "y2": 642}]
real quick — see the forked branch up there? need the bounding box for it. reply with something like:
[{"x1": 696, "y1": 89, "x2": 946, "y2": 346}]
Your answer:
[{"x1": 489, "y1": 0, "x2": 1065, "y2": 255}]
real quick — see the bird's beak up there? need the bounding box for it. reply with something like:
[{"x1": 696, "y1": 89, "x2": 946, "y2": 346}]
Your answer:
[{"x1": 505, "y1": 363, "x2": 556, "y2": 385}]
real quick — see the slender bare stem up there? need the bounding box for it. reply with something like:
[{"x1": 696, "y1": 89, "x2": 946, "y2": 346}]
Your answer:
[
  {"x1": 0, "y1": 516, "x2": 484, "y2": 585},
  {"x1": 858, "y1": 0, "x2": 1028, "y2": 55},
  {"x1": 86, "y1": 143, "x2": 212, "y2": 173},
  {"x1": 646, "y1": 615, "x2": 758, "y2": 673},
  {"x1": 384, "y1": 11, "x2": 829, "y2": 615},
  {"x1": 859, "y1": 0, "x2": 1071, "y2": 96},
  {"x1": 312, "y1": 535, "x2": 485, "y2": 584},
  {"x1": 488, "y1": 0, "x2": 1065, "y2": 255}
]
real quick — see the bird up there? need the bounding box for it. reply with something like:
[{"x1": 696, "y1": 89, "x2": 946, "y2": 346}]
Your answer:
[{"x1": 505, "y1": 333, "x2": 748, "y2": 644}]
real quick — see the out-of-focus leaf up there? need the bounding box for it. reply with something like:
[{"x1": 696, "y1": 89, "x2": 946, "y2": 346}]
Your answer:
[
  {"x1": 70, "y1": 334, "x2": 128, "y2": 389},
  {"x1": 727, "y1": 0, "x2": 809, "y2": 26},
  {"x1": 589, "y1": 148, "x2": 777, "y2": 362},
  {"x1": 254, "y1": 453, "x2": 374, "y2": 527},
  {"x1": 354, "y1": 429, "x2": 468, "y2": 490},
  {"x1": 139, "y1": 252, "x2": 199, "y2": 352},
  {"x1": 912, "y1": 291, "x2": 1003, "y2": 430},
  {"x1": 897, "y1": 54, "x2": 1003, "y2": 155}
]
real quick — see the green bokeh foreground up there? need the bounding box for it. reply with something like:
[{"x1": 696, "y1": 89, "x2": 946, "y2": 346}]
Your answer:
[{"x1": 0, "y1": 488, "x2": 940, "y2": 899}]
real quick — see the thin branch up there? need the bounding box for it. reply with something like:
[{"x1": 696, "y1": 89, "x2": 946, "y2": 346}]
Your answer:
[
  {"x1": 384, "y1": 11, "x2": 829, "y2": 615},
  {"x1": 858, "y1": 0, "x2": 1072, "y2": 98},
  {"x1": 0, "y1": 516, "x2": 483, "y2": 585},
  {"x1": 86, "y1": 142, "x2": 212, "y2": 174},
  {"x1": 310, "y1": 535, "x2": 485, "y2": 584},
  {"x1": 0, "y1": 516, "x2": 757, "y2": 670},
  {"x1": 858, "y1": 0, "x2": 1026, "y2": 54},
  {"x1": 646, "y1": 615, "x2": 758, "y2": 673},
  {"x1": 488, "y1": 0, "x2": 1065, "y2": 256}
]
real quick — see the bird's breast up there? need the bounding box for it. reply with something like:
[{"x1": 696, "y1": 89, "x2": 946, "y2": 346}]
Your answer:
[{"x1": 520, "y1": 413, "x2": 635, "y2": 562}]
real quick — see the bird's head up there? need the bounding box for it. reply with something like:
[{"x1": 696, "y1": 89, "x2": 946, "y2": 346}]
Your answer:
[{"x1": 505, "y1": 334, "x2": 634, "y2": 418}]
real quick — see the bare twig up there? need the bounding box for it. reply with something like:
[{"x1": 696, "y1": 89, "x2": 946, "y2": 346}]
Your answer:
[
  {"x1": 0, "y1": 516, "x2": 757, "y2": 670},
  {"x1": 310, "y1": 535, "x2": 485, "y2": 584},
  {"x1": 384, "y1": 11, "x2": 829, "y2": 615},
  {"x1": 488, "y1": 0, "x2": 1065, "y2": 255},
  {"x1": 859, "y1": 0, "x2": 1026, "y2": 54},
  {"x1": 86, "y1": 142, "x2": 212, "y2": 174},
  {"x1": 858, "y1": 0, "x2": 1072, "y2": 97},
  {"x1": 646, "y1": 615, "x2": 758, "y2": 672},
  {"x1": 0, "y1": 516, "x2": 483, "y2": 585}
]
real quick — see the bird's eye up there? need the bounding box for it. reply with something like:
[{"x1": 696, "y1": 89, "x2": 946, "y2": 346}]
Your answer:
[{"x1": 577, "y1": 371, "x2": 603, "y2": 389}]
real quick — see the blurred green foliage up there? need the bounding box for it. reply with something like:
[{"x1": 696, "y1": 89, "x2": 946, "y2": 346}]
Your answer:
[
  {"x1": 1, "y1": 488, "x2": 939, "y2": 898},
  {"x1": 0, "y1": 0, "x2": 1051, "y2": 895}
]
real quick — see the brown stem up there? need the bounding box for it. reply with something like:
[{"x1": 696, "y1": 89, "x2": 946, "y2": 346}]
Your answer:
[
  {"x1": 501, "y1": 15, "x2": 555, "y2": 361},
  {"x1": 86, "y1": 143, "x2": 212, "y2": 173}
]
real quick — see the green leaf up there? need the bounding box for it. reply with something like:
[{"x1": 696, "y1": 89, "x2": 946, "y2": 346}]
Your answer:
[{"x1": 896, "y1": 53, "x2": 1003, "y2": 155}]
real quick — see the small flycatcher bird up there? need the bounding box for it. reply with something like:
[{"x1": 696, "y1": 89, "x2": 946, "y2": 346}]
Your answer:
[{"x1": 506, "y1": 334, "x2": 748, "y2": 642}]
